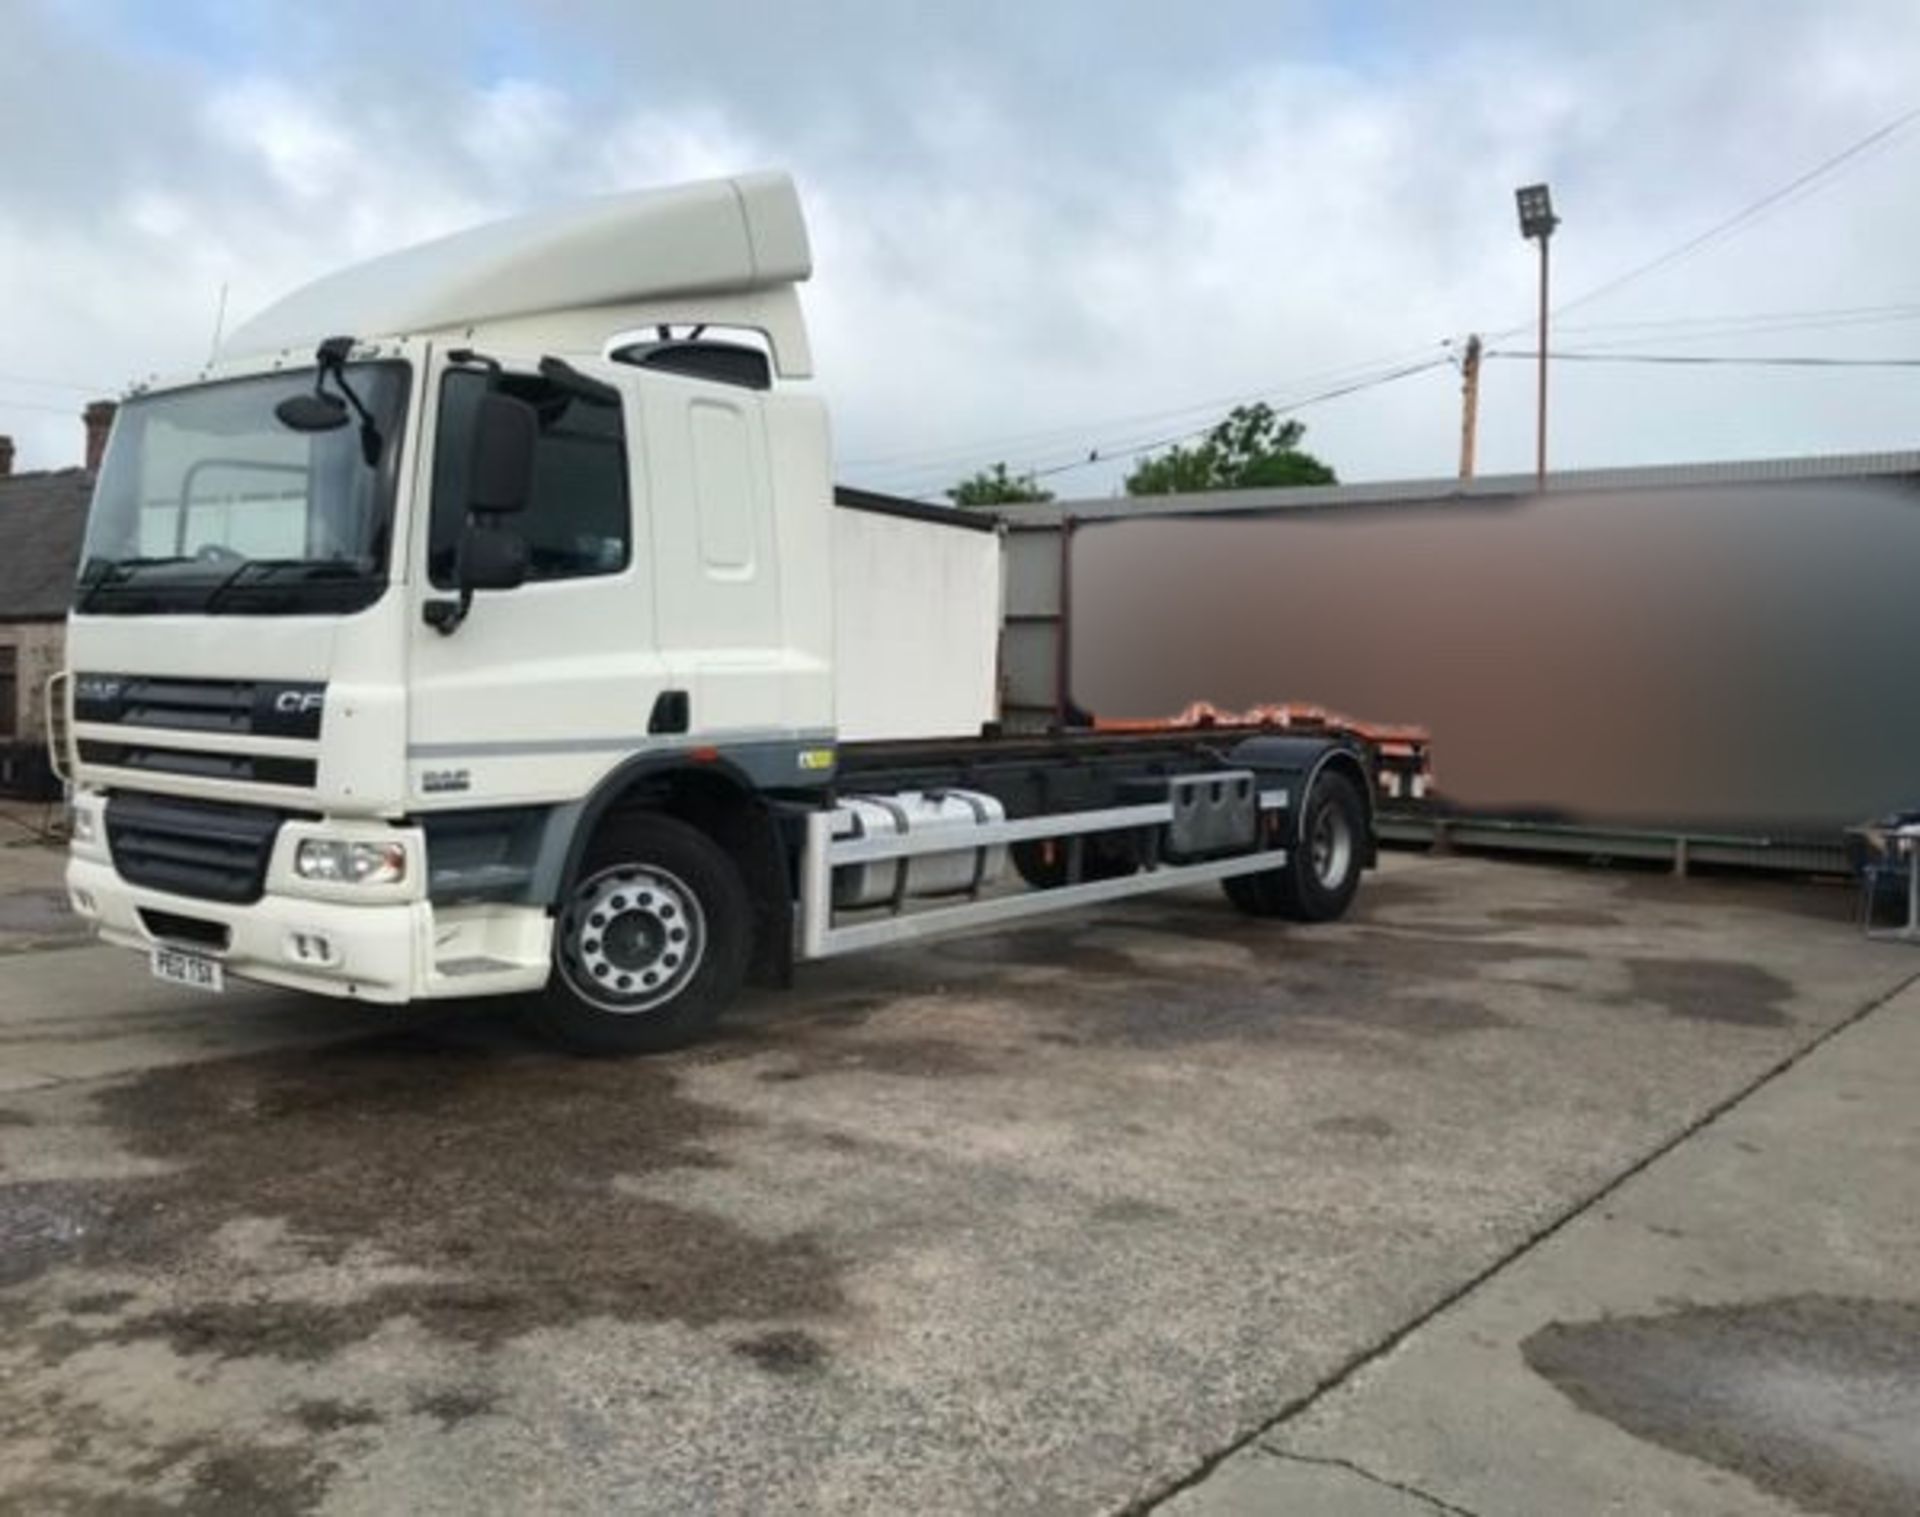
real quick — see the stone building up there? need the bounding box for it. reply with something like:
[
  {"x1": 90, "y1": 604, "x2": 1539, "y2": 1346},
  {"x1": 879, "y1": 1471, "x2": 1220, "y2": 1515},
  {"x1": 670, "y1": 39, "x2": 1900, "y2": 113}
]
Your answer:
[{"x1": 0, "y1": 403, "x2": 113, "y2": 795}]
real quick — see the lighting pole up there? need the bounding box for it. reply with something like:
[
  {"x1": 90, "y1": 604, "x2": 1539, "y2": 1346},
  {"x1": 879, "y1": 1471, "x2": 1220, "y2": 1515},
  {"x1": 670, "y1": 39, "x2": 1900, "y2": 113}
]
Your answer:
[{"x1": 1514, "y1": 182, "x2": 1558, "y2": 490}]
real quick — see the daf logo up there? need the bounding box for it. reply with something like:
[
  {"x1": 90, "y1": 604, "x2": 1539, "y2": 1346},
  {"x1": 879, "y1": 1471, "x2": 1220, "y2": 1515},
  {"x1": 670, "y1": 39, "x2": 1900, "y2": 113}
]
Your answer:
[
  {"x1": 76, "y1": 678, "x2": 121, "y2": 702},
  {"x1": 275, "y1": 691, "x2": 325, "y2": 715}
]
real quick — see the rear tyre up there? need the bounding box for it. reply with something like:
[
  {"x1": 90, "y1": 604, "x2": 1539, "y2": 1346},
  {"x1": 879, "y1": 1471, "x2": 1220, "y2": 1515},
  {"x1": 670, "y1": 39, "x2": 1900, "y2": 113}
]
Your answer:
[
  {"x1": 1222, "y1": 770, "x2": 1366, "y2": 922},
  {"x1": 522, "y1": 813, "x2": 751, "y2": 1055}
]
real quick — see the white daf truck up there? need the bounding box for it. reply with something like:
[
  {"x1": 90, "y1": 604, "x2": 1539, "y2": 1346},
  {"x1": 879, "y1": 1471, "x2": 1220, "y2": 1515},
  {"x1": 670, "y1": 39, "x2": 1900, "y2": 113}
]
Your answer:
[{"x1": 57, "y1": 172, "x2": 1382, "y2": 1053}]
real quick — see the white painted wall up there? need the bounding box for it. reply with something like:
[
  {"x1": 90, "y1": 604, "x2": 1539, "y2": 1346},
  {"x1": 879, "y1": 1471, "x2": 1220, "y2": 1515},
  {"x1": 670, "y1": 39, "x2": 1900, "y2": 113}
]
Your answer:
[{"x1": 832, "y1": 509, "x2": 1000, "y2": 743}]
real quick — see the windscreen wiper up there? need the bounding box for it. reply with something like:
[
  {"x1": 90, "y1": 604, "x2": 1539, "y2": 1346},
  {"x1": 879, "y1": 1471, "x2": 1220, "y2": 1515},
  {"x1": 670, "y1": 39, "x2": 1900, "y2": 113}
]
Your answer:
[
  {"x1": 201, "y1": 557, "x2": 364, "y2": 613},
  {"x1": 75, "y1": 556, "x2": 193, "y2": 612}
]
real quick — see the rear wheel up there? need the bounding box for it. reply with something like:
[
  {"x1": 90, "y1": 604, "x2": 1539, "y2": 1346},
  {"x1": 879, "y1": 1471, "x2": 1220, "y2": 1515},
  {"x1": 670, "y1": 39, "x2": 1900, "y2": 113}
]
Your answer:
[
  {"x1": 1222, "y1": 769, "x2": 1366, "y2": 922},
  {"x1": 522, "y1": 813, "x2": 751, "y2": 1055}
]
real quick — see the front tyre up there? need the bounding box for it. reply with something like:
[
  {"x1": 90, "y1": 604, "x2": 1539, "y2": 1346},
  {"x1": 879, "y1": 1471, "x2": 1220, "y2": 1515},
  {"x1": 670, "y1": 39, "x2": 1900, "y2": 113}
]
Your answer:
[
  {"x1": 1222, "y1": 769, "x2": 1366, "y2": 922},
  {"x1": 523, "y1": 813, "x2": 751, "y2": 1055}
]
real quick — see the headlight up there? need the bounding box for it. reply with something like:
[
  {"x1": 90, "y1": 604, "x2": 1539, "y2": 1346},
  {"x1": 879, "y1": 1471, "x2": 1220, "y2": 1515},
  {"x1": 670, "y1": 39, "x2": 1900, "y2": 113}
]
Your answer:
[{"x1": 295, "y1": 839, "x2": 408, "y2": 885}]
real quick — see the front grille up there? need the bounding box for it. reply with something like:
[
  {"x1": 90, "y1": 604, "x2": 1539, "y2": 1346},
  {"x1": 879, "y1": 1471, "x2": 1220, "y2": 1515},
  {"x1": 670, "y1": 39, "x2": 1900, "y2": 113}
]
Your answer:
[
  {"x1": 74, "y1": 673, "x2": 325, "y2": 739},
  {"x1": 79, "y1": 741, "x2": 316, "y2": 788},
  {"x1": 106, "y1": 792, "x2": 285, "y2": 904}
]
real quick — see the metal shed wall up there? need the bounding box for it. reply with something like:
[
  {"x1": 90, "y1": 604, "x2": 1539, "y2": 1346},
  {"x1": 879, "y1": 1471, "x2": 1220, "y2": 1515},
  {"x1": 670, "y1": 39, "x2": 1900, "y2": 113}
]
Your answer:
[{"x1": 994, "y1": 452, "x2": 1920, "y2": 870}]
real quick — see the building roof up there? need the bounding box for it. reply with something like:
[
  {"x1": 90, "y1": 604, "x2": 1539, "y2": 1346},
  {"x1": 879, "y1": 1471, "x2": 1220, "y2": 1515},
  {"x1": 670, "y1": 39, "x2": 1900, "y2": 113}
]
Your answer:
[
  {"x1": 989, "y1": 448, "x2": 1920, "y2": 524},
  {"x1": 0, "y1": 469, "x2": 92, "y2": 623}
]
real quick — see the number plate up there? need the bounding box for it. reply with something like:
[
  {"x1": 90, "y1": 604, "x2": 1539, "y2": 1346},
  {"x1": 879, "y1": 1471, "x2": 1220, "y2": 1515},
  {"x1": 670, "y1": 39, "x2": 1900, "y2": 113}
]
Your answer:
[{"x1": 150, "y1": 946, "x2": 224, "y2": 993}]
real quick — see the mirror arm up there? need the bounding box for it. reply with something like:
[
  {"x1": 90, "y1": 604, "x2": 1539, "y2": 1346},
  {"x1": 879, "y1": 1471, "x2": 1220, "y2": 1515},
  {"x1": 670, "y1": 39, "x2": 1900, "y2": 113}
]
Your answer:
[
  {"x1": 423, "y1": 527, "x2": 479, "y2": 637},
  {"x1": 307, "y1": 337, "x2": 384, "y2": 464},
  {"x1": 423, "y1": 591, "x2": 472, "y2": 636}
]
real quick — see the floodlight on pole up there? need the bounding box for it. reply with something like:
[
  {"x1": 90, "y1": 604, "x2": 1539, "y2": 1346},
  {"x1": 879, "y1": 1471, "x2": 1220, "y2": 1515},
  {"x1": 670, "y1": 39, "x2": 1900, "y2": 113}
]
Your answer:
[
  {"x1": 1514, "y1": 182, "x2": 1558, "y2": 489},
  {"x1": 1515, "y1": 182, "x2": 1558, "y2": 241}
]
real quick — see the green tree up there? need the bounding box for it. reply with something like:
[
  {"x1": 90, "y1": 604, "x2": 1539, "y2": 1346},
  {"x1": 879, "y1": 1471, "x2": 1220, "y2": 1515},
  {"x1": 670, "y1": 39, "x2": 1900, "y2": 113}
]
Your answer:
[
  {"x1": 946, "y1": 462, "x2": 1055, "y2": 507},
  {"x1": 1124, "y1": 403, "x2": 1336, "y2": 496}
]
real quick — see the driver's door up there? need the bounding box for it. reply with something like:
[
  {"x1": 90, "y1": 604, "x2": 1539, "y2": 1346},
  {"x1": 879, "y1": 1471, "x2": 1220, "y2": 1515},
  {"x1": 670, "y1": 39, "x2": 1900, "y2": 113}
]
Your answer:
[{"x1": 405, "y1": 349, "x2": 668, "y2": 809}]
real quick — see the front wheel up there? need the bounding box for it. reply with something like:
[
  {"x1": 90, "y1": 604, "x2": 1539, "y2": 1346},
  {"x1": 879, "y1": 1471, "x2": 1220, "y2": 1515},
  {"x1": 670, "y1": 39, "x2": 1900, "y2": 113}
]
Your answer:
[
  {"x1": 521, "y1": 813, "x2": 751, "y2": 1055},
  {"x1": 1222, "y1": 769, "x2": 1366, "y2": 922}
]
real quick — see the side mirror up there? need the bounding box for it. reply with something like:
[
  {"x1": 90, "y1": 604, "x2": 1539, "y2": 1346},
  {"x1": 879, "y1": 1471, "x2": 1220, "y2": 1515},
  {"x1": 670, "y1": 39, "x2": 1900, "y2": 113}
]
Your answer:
[
  {"x1": 459, "y1": 524, "x2": 528, "y2": 592},
  {"x1": 468, "y1": 392, "x2": 538, "y2": 513},
  {"x1": 274, "y1": 392, "x2": 350, "y2": 432}
]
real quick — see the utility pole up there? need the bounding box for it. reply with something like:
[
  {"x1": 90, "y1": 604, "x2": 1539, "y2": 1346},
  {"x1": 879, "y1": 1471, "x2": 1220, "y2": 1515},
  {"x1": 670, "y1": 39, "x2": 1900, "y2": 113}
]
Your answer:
[
  {"x1": 1514, "y1": 183, "x2": 1559, "y2": 491},
  {"x1": 1457, "y1": 333, "x2": 1482, "y2": 480}
]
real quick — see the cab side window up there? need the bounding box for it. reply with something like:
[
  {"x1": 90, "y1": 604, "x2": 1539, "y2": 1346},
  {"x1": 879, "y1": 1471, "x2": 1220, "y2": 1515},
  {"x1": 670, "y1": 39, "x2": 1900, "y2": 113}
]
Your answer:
[{"x1": 430, "y1": 368, "x2": 631, "y2": 587}]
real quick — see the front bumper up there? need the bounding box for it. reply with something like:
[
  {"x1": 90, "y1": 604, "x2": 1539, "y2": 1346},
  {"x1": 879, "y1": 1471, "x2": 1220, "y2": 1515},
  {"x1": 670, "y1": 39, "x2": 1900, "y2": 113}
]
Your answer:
[{"x1": 66, "y1": 856, "x2": 553, "y2": 1005}]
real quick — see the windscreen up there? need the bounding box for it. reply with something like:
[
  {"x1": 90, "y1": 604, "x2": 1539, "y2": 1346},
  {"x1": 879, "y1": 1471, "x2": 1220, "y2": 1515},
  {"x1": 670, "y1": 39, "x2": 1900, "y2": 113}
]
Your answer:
[{"x1": 77, "y1": 364, "x2": 410, "y2": 615}]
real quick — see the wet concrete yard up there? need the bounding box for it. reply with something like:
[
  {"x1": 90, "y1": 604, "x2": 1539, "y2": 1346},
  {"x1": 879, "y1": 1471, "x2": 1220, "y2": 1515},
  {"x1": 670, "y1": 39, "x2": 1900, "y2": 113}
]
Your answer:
[
  {"x1": 1, "y1": 849, "x2": 1916, "y2": 1513},
  {"x1": 1525, "y1": 1296, "x2": 1920, "y2": 1516}
]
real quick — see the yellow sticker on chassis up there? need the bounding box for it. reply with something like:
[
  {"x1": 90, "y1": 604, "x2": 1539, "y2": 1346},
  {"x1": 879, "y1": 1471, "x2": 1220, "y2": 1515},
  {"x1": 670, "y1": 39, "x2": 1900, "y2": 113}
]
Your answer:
[{"x1": 150, "y1": 946, "x2": 224, "y2": 993}]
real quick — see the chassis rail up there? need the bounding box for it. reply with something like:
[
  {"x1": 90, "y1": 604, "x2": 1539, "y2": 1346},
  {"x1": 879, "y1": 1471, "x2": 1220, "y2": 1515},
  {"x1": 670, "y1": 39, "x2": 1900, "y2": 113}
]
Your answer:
[{"x1": 798, "y1": 788, "x2": 1290, "y2": 960}]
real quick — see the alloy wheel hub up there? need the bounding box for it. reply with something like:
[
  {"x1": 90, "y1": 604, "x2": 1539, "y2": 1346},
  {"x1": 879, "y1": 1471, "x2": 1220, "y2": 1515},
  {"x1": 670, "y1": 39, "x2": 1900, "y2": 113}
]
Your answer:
[
  {"x1": 560, "y1": 864, "x2": 705, "y2": 1014},
  {"x1": 1311, "y1": 805, "x2": 1353, "y2": 888}
]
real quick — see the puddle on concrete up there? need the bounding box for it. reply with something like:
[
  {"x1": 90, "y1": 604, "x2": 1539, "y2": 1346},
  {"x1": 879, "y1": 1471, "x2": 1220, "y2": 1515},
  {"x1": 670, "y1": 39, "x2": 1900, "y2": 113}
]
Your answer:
[
  {"x1": 10, "y1": 1410, "x2": 340, "y2": 1517},
  {"x1": 1346, "y1": 874, "x2": 1446, "y2": 916},
  {"x1": 1312, "y1": 1114, "x2": 1396, "y2": 1140},
  {"x1": 410, "y1": 1387, "x2": 499, "y2": 1427},
  {"x1": 1616, "y1": 872, "x2": 1856, "y2": 926},
  {"x1": 912, "y1": 911, "x2": 1566, "y2": 1052},
  {"x1": 290, "y1": 1398, "x2": 384, "y2": 1434},
  {"x1": 1323, "y1": 904, "x2": 1625, "y2": 941},
  {"x1": 718, "y1": 994, "x2": 1002, "y2": 1082},
  {"x1": 0, "y1": 1028, "x2": 848, "y2": 1364},
  {"x1": 732, "y1": 1327, "x2": 829, "y2": 1377},
  {"x1": 165, "y1": 1442, "x2": 337, "y2": 1516},
  {"x1": 1038, "y1": 974, "x2": 1508, "y2": 1052},
  {"x1": 1491, "y1": 907, "x2": 1623, "y2": 930},
  {"x1": 1525, "y1": 1296, "x2": 1920, "y2": 1516},
  {"x1": 1622, "y1": 957, "x2": 1795, "y2": 1027},
  {"x1": 0, "y1": 1185, "x2": 117, "y2": 1288},
  {"x1": 1089, "y1": 1197, "x2": 1180, "y2": 1226}
]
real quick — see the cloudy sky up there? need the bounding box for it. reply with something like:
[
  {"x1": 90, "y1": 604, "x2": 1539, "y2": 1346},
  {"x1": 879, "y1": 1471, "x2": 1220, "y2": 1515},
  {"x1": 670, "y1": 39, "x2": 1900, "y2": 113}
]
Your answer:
[{"x1": 4, "y1": 0, "x2": 1918, "y2": 495}]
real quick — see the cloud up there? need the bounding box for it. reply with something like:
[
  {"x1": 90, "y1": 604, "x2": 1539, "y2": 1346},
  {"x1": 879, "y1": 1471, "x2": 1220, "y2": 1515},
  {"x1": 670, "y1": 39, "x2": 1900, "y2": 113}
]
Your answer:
[{"x1": 3, "y1": 0, "x2": 1919, "y2": 491}]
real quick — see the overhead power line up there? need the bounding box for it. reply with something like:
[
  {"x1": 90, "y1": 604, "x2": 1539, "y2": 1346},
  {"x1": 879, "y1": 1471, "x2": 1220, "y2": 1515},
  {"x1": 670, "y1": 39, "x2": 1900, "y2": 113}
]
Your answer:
[
  {"x1": 898, "y1": 356, "x2": 1449, "y2": 496},
  {"x1": 861, "y1": 99, "x2": 1920, "y2": 494},
  {"x1": 897, "y1": 355, "x2": 1452, "y2": 498},
  {"x1": 844, "y1": 341, "x2": 1450, "y2": 479},
  {"x1": 1543, "y1": 311, "x2": 1920, "y2": 353},
  {"x1": 860, "y1": 300, "x2": 1920, "y2": 493},
  {"x1": 1492, "y1": 100, "x2": 1920, "y2": 338},
  {"x1": 1556, "y1": 301, "x2": 1920, "y2": 335},
  {"x1": 1488, "y1": 350, "x2": 1920, "y2": 368},
  {"x1": 872, "y1": 352, "x2": 1455, "y2": 496}
]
